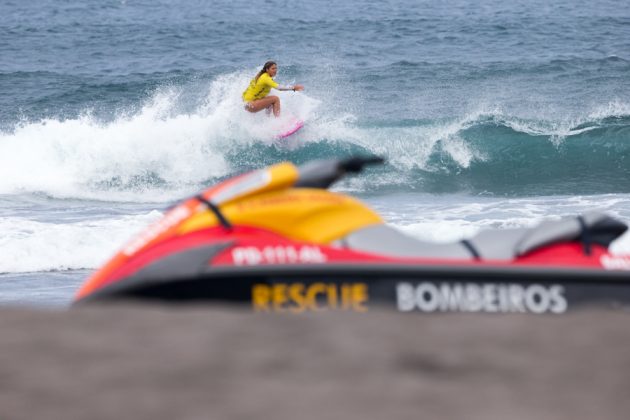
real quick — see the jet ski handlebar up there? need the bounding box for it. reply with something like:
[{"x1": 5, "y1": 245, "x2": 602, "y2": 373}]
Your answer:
[{"x1": 295, "y1": 156, "x2": 385, "y2": 189}]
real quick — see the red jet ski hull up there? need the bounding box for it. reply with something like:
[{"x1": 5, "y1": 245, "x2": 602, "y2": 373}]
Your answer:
[{"x1": 75, "y1": 225, "x2": 630, "y2": 314}]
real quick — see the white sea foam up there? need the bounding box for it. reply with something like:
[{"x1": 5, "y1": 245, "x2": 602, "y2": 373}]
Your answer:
[
  {"x1": 481, "y1": 101, "x2": 630, "y2": 145},
  {"x1": 2, "y1": 71, "x2": 627, "y2": 203},
  {"x1": 0, "y1": 72, "x2": 499, "y2": 202},
  {"x1": 336, "y1": 113, "x2": 487, "y2": 172},
  {"x1": 588, "y1": 100, "x2": 630, "y2": 120},
  {"x1": 0, "y1": 71, "x2": 322, "y2": 202},
  {"x1": 0, "y1": 211, "x2": 161, "y2": 273}
]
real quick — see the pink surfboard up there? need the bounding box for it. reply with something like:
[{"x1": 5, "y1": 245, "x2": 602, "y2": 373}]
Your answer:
[{"x1": 275, "y1": 119, "x2": 304, "y2": 139}]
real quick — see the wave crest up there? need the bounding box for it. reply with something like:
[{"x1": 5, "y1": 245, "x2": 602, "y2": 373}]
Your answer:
[{"x1": 1, "y1": 71, "x2": 629, "y2": 199}]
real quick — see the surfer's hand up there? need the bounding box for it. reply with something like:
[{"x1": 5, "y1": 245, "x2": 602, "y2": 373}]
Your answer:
[{"x1": 293, "y1": 84, "x2": 304, "y2": 91}]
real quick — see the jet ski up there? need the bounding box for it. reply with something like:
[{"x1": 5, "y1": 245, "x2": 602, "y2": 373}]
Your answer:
[{"x1": 74, "y1": 157, "x2": 630, "y2": 314}]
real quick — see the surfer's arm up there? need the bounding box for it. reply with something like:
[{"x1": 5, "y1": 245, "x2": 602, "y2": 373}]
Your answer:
[{"x1": 275, "y1": 84, "x2": 304, "y2": 92}]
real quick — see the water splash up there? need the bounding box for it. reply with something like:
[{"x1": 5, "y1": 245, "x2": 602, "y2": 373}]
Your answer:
[{"x1": 1, "y1": 72, "x2": 630, "y2": 199}]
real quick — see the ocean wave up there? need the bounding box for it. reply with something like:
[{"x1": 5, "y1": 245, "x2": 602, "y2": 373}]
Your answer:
[
  {"x1": 0, "y1": 211, "x2": 162, "y2": 274},
  {"x1": 1, "y1": 70, "x2": 630, "y2": 200},
  {"x1": 346, "y1": 108, "x2": 630, "y2": 195}
]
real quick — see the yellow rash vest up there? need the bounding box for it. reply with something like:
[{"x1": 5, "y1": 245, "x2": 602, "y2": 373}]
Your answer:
[{"x1": 242, "y1": 73, "x2": 279, "y2": 102}]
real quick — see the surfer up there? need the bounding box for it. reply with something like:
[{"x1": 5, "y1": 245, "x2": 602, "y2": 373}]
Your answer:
[{"x1": 242, "y1": 61, "x2": 304, "y2": 117}]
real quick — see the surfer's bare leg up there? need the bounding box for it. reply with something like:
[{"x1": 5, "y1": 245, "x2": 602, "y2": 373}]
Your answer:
[{"x1": 244, "y1": 96, "x2": 280, "y2": 117}]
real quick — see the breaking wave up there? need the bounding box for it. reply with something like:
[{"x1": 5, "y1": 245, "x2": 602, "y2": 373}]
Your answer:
[{"x1": 1, "y1": 71, "x2": 629, "y2": 200}]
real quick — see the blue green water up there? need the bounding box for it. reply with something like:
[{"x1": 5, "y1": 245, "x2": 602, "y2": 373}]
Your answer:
[{"x1": 1, "y1": 0, "x2": 630, "y2": 305}]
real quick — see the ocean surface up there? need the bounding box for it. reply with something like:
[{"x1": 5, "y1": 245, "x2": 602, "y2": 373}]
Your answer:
[{"x1": 1, "y1": 0, "x2": 630, "y2": 306}]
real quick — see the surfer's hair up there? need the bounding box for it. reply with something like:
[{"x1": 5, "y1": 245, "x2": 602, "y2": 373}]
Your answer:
[{"x1": 255, "y1": 61, "x2": 277, "y2": 81}]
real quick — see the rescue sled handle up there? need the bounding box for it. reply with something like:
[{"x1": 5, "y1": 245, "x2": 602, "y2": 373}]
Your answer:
[{"x1": 296, "y1": 156, "x2": 385, "y2": 188}]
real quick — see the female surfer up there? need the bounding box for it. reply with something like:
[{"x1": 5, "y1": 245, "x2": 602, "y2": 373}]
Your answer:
[{"x1": 242, "y1": 61, "x2": 304, "y2": 117}]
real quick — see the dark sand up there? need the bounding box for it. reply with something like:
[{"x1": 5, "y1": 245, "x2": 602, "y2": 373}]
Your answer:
[{"x1": 1, "y1": 304, "x2": 629, "y2": 420}]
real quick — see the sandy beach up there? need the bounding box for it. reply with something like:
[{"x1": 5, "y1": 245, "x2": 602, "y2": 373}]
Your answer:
[{"x1": 1, "y1": 304, "x2": 629, "y2": 420}]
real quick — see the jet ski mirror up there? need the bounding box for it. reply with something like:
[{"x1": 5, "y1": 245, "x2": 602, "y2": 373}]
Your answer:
[{"x1": 295, "y1": 156, "x2": 385, "y2": 189}]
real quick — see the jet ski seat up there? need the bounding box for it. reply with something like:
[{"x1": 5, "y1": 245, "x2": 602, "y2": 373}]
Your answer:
[{"x1": 335, "y1": 212, "x2": 627, "y2": 261}]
